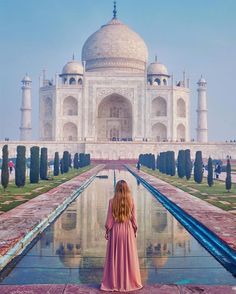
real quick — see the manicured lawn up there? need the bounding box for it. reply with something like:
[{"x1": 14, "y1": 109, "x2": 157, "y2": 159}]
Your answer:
[
  {"x1": 141, "y1": 167, "x2": 236, "y2": 212},
  {"x1": 0, "y1": 166, "x2": 93, "y2": 212}
]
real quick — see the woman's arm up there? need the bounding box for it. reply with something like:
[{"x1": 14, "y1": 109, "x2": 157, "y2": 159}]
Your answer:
[
  {"x1": 104, "y1": 199, "x2": 113, "y2": 239},
  {"x1": 131, "y1": 201, "x2": 138, "y2": 237}
]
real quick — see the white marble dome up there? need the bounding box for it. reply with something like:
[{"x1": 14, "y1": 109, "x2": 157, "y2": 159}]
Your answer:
[
  {"x1": 62, "y1": 60, "x2": 83, "y2": 75},
  {"x1": 147, "y1": 62, "x2": 168, "y2": 76},
  {"x1": 82, "y1": 18, "x2": 148, "y2": 73}
]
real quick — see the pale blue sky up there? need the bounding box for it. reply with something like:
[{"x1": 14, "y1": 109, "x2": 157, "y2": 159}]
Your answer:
[{"x1": 0, "y1": 0, "x2": 235, "y2": 141}]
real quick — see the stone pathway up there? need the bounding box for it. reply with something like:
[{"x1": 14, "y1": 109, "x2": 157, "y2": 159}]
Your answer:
[
  {"x1": 128, "y1": 166, "x2": 236, "y2": 251},
  {"x1": 0, "y1": 165, "x2": 104, "y2": 269},
  {"x1": 0, "y1": 284, "x2": 235, "y2": 294}
]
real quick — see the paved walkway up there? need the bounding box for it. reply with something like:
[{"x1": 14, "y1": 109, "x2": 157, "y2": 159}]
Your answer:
[
  {"x1": 128, "y1": 166, "x2": 236, "y2": 251},
  {"x1": 0, "y1": 165, "x2": 104, "y2": 269},
  {"x1": 0, "y1": 284, "x2": 235, "y2": 293}
]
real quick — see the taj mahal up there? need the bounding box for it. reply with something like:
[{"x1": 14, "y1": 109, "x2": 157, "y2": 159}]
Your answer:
[{"x1": 9, "y1": 3, "x2": 235, "y2": 159}]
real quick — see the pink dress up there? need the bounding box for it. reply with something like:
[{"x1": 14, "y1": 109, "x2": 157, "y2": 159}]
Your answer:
[{"x1": 100, "y1": 199, "x2": 143, "y2": 292}]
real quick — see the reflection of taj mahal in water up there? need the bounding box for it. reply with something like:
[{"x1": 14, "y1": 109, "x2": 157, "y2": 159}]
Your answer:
[
  {"x1": 20, "y1": 3, "x2": 208, "y2": 145},
  {"x1": 38, "y1": 171, "x2": 190, "y2": 283}
]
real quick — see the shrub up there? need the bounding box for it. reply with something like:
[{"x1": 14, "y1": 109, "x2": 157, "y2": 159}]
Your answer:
[
  {"x1": 1, "y1": 145, "x2": 9, "y2": 191},
  {"x1": 30, "y1": 146, "x2": 40, "y2": 183},
  {"x1": 15, "y1": 145, "x2": 26, "y2": 187}
]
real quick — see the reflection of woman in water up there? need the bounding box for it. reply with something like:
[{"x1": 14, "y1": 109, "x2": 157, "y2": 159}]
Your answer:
[{"x1": 100, "y1": 180, "x2": 142, "y2": 292}]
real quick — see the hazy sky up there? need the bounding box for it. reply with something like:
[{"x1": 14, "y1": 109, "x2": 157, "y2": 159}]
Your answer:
[{"x1": 0, "y1": 0, "x2": 235, "y2": 142}]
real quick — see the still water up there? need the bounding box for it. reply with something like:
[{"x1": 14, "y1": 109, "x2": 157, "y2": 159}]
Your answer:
[{"x1": 0, "y1": 169, "x2": 235, "y2": 285}]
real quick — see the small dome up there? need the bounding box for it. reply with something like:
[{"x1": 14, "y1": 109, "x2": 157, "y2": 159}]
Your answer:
[
  {"x1": 82, "y1": 18, "x2": 148, "y2": 73},
  {"x1": 22, "y1": 74, "x2": 32, "y2": 82},
  {"x1": 147, "y1": 62, "x2": 168, "y2": 76},
  {"x1": 62, "y1": 60, "x2": 83, "y2": 75},
  {"x1": 198, "y1": 76, "x2": 206, "y2": 83}
]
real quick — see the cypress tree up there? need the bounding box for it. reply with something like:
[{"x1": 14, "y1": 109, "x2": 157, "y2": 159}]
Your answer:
[
  {"x1": 177, "y1": 150, "x2": 185, "y2": 178},
  {"x1": 69, "y1": 153, "x2": 72, "y2": 168},
  {"x1": 73, "y1": 153, "x2": 79, "y2": 169},
  {"x1": 15, "y1": 145, "x2": 26, "y2": 187},
  {"x1": 63, "y1": 151, "x2": 69, "y2": 173},
  {"x1": 151, "y1": 154, "x2": 155, "y2": 170},
  {"x1": 54, "y1": 152, "x2": 60, "y2": 176},
  {"x1": 159, "y1": 152, "x2": 164, "y2": 173},
  {"x1": 207, "y1": 157, "x2": 214, "y2": 187},
  {"x1": 1, "y1": 145, "x2": 9, "y2": 191},
  {"x1": 185, "y1": 149, "x2": 192, "y2": 180},
  {"x1": 226, "y1": 159, "x2": 232, "y2": 192},
  {"x1": 40, "y1": 147, "x2": 48, "y2": 180},
  {"x1": 156, "y1": 154, "x2": 160, "y2": 170},
  {"x1": 60, "y1": 158, "x2": 64, "y2": 174},
  {"x1": 79, "y1": 153, "x2": 86, "y2": 168},
  {"x1": 166, "y1": 151, "x2": 171, "y2": 175},
  {"x1": 30, "y1": 146, "x2": 40, "y2": 183},
  {"x1": 162, "y1": 152, "x2": 167, "y2": 174},
  {"x1": 194, "y1": 151, "x2": 203, "y2": 184},
  {"x1": 170, "y1": 151, "x2": 176, "y2": 176},
  {"x1": 138, "y1": 154, "x2": 143, "y2": 166}
]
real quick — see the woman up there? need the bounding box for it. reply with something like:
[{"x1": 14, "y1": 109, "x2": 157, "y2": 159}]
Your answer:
[{"x1": 100, "y1": 180, "x2": 143, "y2": 292}]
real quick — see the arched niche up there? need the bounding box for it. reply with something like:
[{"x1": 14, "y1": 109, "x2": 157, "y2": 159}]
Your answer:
[
  {"x1": 154, "y1": 78, "x2": 161, "y2": 85},
  {"x1": 44, "y1": 97, "x2": 52, "y2": 117},
  {"x1": 177, "y1": 98, "x2": 186, "y2": 117},
  {"x1": 69, "y1": 77, "x2": 76, "y2": 85},
  {"x1": 152, "y1": 97, "x2": 167, "y2": 117},
  {"x1": 44, "y1": 122, "x2": 52, "y2": 140},
  {"x1": 177, "y1": 123, "x2": 186, "y2": 142},
  {"x1": 152, "y1": 123, "x2": 167, "y2": 142},
  {"x1": 63, "y1": 96, "x2": 78, "y2": 116},
  {"x1": 97, "y1": 94, "x2": 132, "y2": 141},
  {"x1": 63, "y1": 122, "x2": 78, "y2": 141}
]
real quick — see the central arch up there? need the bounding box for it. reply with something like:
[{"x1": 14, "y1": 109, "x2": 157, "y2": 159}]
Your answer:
[{"x1": 97, "y1": 94, "x2": 132, "y2": 141}]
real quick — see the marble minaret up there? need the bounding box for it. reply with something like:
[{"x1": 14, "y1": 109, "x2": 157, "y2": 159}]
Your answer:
[
  {"x1": 196, "y1": 76, "x2": 208, "y2": 142},
  {"x1": 20, "y1": 75, "x2": 32, "y2": 141}
]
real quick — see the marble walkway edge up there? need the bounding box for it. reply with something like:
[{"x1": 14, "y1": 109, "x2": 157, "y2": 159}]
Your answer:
[
  {"x1": 0, "y1": 284, "x2": 235, "y2": 294},
  {"x1": 127, "y1": 165, "x2": 236, "y2": 252},
  {"x1": 0, "y1": 164, "x2": 105, "y2": 270}
]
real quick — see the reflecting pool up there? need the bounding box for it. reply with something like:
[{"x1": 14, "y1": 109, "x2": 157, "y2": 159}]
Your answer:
[{"x1": 0, "y1": 169, "x2": 235, "y2": 285}]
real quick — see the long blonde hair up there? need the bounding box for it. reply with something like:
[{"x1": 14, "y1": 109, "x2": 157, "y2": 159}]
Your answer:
[{"x1": 112, "y1": 180, "x2": 132, "y2": 222}]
